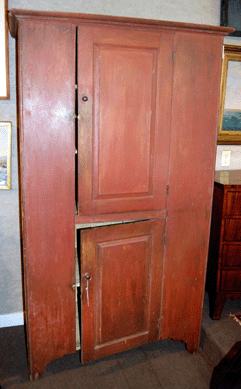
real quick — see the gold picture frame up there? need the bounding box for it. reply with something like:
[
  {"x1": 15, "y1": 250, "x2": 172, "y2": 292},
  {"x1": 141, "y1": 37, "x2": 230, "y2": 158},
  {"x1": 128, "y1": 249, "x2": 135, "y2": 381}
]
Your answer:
[
  {"x1": 0, "y1": 121, "x2": 11, "y2": 189},
  {"x1": 218, "y1": 45, "x2": 241, "y2": 145},
  {"x1": 0, "y1": 0, "x2": 9, "y2": 99}
]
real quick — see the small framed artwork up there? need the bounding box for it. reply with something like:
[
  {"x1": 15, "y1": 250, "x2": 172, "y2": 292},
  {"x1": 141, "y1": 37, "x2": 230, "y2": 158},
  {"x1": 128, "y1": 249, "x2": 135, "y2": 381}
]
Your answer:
[
  {"x1": 218, "y1": 45, "x2": 241, "y2": 145},
  {"x1": 0, "y1": 0, "x2": 9, "y2": 99},
  {"x1": 0, "y1": 121, "x2": 11, "y2": 189}
]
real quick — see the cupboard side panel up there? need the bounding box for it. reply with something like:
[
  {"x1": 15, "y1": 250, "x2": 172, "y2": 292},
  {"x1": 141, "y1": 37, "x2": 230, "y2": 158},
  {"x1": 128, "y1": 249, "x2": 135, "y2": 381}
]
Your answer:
[
  {"x1": 18, "y1": 20, "x2": 76, "y2": 379},
  {"x1": 160, "y1": 32, "x2": 224, "y2": 351}
]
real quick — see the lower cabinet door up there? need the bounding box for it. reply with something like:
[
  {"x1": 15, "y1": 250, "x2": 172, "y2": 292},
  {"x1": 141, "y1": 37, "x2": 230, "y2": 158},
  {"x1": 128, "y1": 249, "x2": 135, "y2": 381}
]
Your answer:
[{"x1": 80, "y1": 219, "x2": 165, "y2": 363}]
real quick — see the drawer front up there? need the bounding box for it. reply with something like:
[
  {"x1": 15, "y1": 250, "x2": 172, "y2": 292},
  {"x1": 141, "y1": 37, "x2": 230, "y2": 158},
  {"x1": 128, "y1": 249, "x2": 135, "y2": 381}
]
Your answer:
[
  {"x1": 222, "y1": 244, "x2": 241, "y2": 267},
  {"x1": 220, "y1": 270, "x2": 241, "y2": 292},
  {"x1": 226, "y1": 191, "x2": 241, "y2": 216},
  {"x1": 224, "y1": 219, "x2": 241, "y2": 241}
]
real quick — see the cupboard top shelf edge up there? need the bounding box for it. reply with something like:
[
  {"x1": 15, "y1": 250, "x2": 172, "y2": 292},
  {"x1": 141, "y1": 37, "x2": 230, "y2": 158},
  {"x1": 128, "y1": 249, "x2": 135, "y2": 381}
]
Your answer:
[{"x1": 8, "y1": 8, "x2": 234, "y2": 38}]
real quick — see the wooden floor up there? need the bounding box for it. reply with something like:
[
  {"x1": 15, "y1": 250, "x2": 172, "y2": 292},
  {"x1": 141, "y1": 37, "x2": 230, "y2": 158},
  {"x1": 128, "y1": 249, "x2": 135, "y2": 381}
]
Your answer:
[{"x1": 1, "y1": 293, "x2": 241, "y2": 389}]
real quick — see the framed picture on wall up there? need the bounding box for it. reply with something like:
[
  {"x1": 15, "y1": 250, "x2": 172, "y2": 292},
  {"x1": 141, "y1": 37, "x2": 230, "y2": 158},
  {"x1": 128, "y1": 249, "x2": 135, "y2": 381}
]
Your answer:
[
  {"x1": 0, "y1": 0, "x2": 9, "y2": 99},
  {"x1": 0, "y1": 121, "x2": 11, "y2": 189},
  {"x1": 218, "y1": 45, "x2": 241, "y2": 145},
  {"x1": 221, "y1": 0, "x2": 241, "y2": 37}
]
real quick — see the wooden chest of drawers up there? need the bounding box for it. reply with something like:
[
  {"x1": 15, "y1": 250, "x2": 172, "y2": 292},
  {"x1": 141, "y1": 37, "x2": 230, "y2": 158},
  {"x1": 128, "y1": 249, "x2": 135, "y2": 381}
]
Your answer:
[{"x1": 207, "y1": 170, "x2": 241, "y2": 319}]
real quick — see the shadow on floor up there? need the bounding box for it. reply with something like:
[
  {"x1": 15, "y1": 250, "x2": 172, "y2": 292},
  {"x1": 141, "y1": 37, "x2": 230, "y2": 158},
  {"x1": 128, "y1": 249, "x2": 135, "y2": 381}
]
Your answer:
[{"x1": 1, "y1": 293, "x2": 241, "y2": 389}]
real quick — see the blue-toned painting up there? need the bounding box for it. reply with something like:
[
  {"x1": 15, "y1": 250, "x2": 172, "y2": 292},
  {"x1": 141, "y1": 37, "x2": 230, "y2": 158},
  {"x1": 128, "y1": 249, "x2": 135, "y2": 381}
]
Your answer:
[
  {"x1": 222, "y1": 109, "x2": 241, "y2": 131},
  {"x1": 223, "y1": 60, "x2": 241, "y2": 131}
]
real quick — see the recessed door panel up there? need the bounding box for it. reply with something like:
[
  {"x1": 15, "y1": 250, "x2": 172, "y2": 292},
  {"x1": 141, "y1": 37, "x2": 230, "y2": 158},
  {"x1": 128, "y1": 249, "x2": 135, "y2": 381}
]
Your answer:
[
  {"x1": 80, "y1": 219, "x2": 165, "y2": 363},
  {"x1": 77, "y1": 26, "x2": 174, "y2": 215},
  {"x1": 95, "y1": 46, "x2": 155, "y2": 198}
]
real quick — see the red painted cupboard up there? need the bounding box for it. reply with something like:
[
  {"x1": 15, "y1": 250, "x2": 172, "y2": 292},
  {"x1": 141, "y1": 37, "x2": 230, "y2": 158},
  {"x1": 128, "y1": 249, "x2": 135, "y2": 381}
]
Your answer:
[{"x1": 9, "y1": 9, "x2": 232, "y2": 380}]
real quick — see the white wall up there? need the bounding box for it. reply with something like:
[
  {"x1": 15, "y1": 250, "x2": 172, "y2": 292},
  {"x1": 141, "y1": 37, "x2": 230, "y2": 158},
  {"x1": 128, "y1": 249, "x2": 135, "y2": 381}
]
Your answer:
[
  {"x1": 0, "y1": 0, "x2": 240, "y2": 326},
  {"x1": 9, "y1": 0, "x2": 219, "y2": 24},
  {"x1": 216, "y1": 145, "x2": 241, "y2": 170}
]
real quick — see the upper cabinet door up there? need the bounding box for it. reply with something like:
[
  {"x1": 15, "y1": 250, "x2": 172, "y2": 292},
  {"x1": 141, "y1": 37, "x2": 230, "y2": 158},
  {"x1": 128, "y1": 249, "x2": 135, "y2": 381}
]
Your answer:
[{"x1": 77, "y1": 26, "x2": 174, "y2": 216}]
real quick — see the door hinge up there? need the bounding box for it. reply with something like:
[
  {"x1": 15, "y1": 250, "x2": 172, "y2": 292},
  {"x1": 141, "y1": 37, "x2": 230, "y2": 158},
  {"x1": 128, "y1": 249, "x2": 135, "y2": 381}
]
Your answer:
[
  {"x1": 172, "y1": 51, "x2": 175, "y2": 63},
  {"x1": 70, "y1": 113, "x2": 80, "y2": 120},
  {"x1": 163, "y1": 234, "x2": 167, "y2": 246},
  {"x1": 166, "y1": 184, "x2": 169, "y2": 195},
  {"x1": 158, "y1": 319, "x2": 162, "y2": 330},
  {"x1": 71, "y1": 282, "x2": 80, "y2": 291}
]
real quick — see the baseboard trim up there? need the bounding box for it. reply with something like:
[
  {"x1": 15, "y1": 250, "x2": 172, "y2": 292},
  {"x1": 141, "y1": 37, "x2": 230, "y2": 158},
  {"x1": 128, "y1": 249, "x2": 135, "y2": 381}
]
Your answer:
[{"x1": 0, "y1": 312, "x2": 24, "y2": 328}]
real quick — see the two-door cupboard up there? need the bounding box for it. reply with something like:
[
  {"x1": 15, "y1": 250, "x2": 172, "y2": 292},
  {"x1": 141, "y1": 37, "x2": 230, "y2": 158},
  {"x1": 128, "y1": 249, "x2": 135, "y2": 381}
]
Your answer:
[{"x1": 9, "y1": 9, "x2": 232, "y2": 380}]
